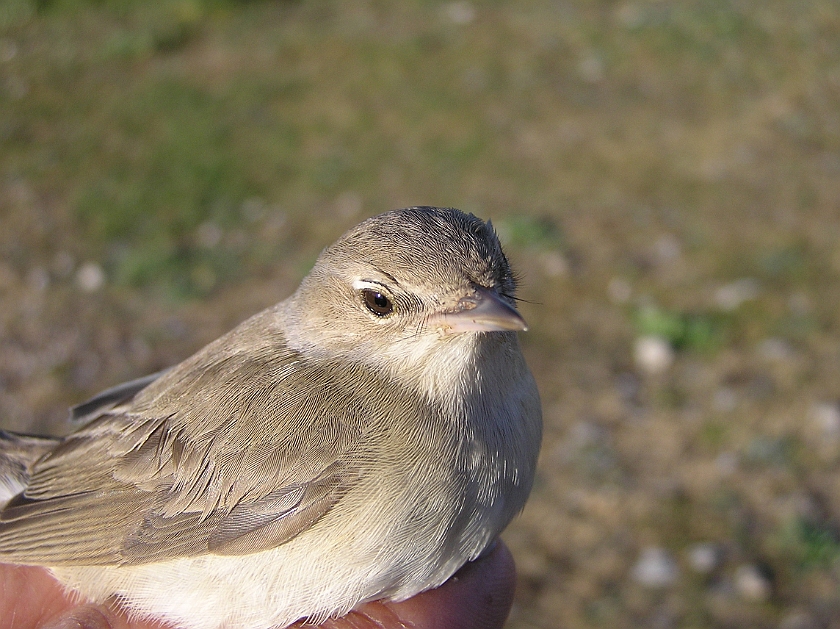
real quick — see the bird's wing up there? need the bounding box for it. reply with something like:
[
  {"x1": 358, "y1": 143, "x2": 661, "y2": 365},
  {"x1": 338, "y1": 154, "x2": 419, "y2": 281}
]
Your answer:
[
  {"x1": 0, "y1": 431, "x2": 61, "y2": 504},
  {"x1": 0, "y1": 309, "x2": 394, "y2": 566},
  {"x1": 69, "y1": 368, "x2": 170, "y2": 424}
]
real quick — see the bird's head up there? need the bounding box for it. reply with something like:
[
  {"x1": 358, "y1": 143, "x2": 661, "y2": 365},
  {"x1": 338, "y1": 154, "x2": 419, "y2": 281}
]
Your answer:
[{"x1": 281, "y1": 207, "x2": 527, "y2": 389}]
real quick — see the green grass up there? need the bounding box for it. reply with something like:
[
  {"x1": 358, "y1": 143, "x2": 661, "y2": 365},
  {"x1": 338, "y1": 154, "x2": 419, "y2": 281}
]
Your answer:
[
  {"x1": 3, "y1": 2, "x2": 840, "y2": 628},
  {"x1": 775, "y1": 517, "x2": 840, "y2": 572},
  {"x1": 633, "y1": 305, "x2": 727, "y2": 353}
]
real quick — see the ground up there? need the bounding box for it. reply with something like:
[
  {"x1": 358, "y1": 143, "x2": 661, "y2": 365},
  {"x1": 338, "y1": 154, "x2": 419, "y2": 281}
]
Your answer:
[{"x1": 2, "y1": 1, "x2": 840, "y2": 627}]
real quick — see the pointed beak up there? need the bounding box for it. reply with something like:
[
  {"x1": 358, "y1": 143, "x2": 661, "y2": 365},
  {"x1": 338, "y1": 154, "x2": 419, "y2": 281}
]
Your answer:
[{"x1": 436, "y1": 286, "x2": 528, "y2": 334}]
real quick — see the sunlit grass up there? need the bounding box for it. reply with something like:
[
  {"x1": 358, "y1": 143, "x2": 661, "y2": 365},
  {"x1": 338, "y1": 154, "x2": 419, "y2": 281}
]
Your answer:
[{"x1": 2, "y1": 1, "x2": 840, "y2": 628}]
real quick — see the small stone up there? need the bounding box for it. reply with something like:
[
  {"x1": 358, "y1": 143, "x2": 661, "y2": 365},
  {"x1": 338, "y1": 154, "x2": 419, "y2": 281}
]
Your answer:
[
  {"x1": 714, "y1": 278, "x2": 759, "y2": 311},
  {"x1": 241, "y1": 197, "x2": 266, "y2": 222},
  {"x1": 655, "y1": 235, "x2": 681, "y2": 262},
  {"x1": 443, "y1": 1, "x2": 475, "y2": 24},
  {"x1": 634, "y1": 335, "x2": 674, "y2": 375},
  {"x1": 569, "y1": 421, "x2": 607, "y2": 449},
  {"x1": 632, "y1": 547, "x2": 678, "y2": 588},
  {"x1": 734, "y1": 564, "x2": 771, "y2": 601},
  {"x1": 615, "y1": 3, "x2": 645, "y2": 28},
  {"x1": 715, "y1": 452, "x2": 738, "y2": 475},
  {"x1": 76, "y1": 262, "x2": 105, "y2": 293},
  {"x1": 264, "y1": 209, "x2": 287, "y2": 233},
  {"x1": 196, "y1": 221, "x2": 223, "y2": 249},
  {"x1": 541, "y1": 251, "x2": 568, "y2": 277},
  {"x1": 778, "y1": 609, "x2": 817, "y2": 629},
  {"x1": 577, "y1": 54, "x2": 604, "y2": 83},
  {"x1": 810, "y1": 402, "x2": 840, "y2": 439},
  {"x1": 758, "y1": 338, "x2": 793, "y2": 362},
  {"x1": 687, "y1": 543, "x2": 720, "y2": 574},
  {"x1": 713, "y1": 387, "x2": 738, "y2": 413}
]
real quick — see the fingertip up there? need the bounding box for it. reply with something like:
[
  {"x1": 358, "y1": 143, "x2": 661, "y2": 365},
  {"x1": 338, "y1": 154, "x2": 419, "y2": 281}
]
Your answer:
[
  {"x1": 0, "y1": 564, "x2": 74, "y2": 628},
  {"x1": 0, "y1": 564, "x2": 166, "y2": 629}
]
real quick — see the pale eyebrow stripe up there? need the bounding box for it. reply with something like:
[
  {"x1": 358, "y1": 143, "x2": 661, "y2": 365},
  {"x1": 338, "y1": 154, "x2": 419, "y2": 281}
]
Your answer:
[
  {"x1": 353, "y1": 267, "x2": 400, "y2": 289},
  {"x1": 352, "y1": 279, "x2": 390, "y2": 291}
]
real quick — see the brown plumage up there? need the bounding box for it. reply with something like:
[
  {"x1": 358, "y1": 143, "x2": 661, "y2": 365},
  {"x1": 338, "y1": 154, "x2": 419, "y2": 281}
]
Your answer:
[{"x1": 0, "y1": 207, "x2": 542, "y2": 629}]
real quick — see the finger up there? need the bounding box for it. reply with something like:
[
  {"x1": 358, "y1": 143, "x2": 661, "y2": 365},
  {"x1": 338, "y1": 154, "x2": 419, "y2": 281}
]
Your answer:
[
  {"x1": 0, "y1": 564, "x2": 160, "y2": 629},
  {"x1": 0, "y1": 564, "x2": 74, "y2": 629}
]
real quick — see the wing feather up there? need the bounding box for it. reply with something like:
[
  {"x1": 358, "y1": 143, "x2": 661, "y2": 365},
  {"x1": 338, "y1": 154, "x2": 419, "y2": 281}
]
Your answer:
[
  {"x1": 69, "y1": 369, "x2": 169, "y2": 424},
  {"x1": 0, "y1": 309, "x2": 384, "y2": 566}
]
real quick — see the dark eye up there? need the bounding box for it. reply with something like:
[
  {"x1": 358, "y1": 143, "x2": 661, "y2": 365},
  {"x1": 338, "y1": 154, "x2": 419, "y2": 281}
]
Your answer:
[{"x1": 362, "y1": 288, "x2": 393, "y2": 316}]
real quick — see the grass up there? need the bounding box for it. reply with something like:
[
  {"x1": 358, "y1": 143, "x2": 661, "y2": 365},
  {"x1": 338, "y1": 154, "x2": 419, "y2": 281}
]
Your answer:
[
  {"x1": 633, "y1": 305, "x2": 727, "y2": 353},
  {"x1": 2, "y1": 1, "x2": 840, "y2": 627}
]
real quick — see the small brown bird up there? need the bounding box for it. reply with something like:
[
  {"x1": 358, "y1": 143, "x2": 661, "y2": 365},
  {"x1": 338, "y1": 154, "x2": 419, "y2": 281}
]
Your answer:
[{"x1": 0, "y1": 207, "x2": 542, "y2": 629}]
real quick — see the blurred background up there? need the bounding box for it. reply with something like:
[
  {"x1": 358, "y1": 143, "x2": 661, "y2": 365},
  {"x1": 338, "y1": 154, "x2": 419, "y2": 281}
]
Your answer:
[{"x1": 2, "y1": 1, "x2": 840, "y2": 627}]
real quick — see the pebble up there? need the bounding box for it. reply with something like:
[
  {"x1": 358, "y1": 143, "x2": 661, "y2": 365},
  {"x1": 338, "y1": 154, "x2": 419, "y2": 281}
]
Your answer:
[
  {"x1": 778, "y1": 610, "x2": 817, "y2": 629},
  {"x1": 634, "y1": 335, "x2": 674, "y2": 375},
  {"x1": 196, "y1": 221, "x2": 223, "y2": 249},
  {"x1": 713, "y1": 387, "x2": 738, "y2": 412},
  {"x1": 687, "y1": 543, "x2": 720, "y2": 574},
  {"x1": 443, "y1": 1, "x2": 475, "y2": 24},
  {"x1": 577, "y1": 54, "x2": 605, "y2": 83},
  {"x1": 616, "y1": 3, "x2": 645, "y2": 29},
  {"x1": 656, "y1": 234, "x2": 681, "y2": 262},
  {"x1": 714, "y1": 278, "x2": 759, "y2": 311},
  {"x1": 734, "y1": 564, "x2": 771, "y2": 601},
  {"x1": 810, "y1": 402, "x2": 840, "y2": 439},
  {"x1": 541, "y1": 251, "x2": 568, "y2": 277},
  {"x1": 758, "y1": 338, "x2": 794, "y2": 362},
  {"x1": 241, "y1": 197, "x2": 267, "y2": 222},
  {"x1": 76, "y1": 262, "x2": 105, "y2": 293},
  {"x1": 632, "y1": 547, "x2": 679, "y2": 588}
]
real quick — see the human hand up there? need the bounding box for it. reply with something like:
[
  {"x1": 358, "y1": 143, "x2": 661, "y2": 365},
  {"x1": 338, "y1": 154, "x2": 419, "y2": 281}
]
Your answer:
[{"x1": 0, "y1": 541, "x2": 516, "y2": 629}]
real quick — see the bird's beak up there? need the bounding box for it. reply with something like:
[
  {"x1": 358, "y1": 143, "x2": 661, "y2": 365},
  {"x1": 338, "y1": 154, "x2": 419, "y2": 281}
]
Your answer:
[{"x1": 436, "y1": 286, "x2": 528, "y2": 334}]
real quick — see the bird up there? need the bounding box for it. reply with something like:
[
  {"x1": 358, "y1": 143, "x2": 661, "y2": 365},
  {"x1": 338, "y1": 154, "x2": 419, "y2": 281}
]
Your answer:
[{"x1": 0, "y1": 206, "x2": 542, "y2": 629}]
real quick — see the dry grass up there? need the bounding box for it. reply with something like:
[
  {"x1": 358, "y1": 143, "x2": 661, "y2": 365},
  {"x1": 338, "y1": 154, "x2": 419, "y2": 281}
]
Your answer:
[{"x1": 2, "y1": 1, "x2": 840, "y2": 627}]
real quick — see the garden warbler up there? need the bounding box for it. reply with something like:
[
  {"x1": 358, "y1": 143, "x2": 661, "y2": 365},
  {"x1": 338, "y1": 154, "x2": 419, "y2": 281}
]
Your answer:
[{"x1": 0, "y1": 206, "x2": 542, "y2": 629}]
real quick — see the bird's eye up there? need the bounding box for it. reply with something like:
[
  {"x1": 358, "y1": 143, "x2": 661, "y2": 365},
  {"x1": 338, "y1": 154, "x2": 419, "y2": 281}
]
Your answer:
[{"x1": 361, "y1": 288, "x2": 393, "y2": 317}]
